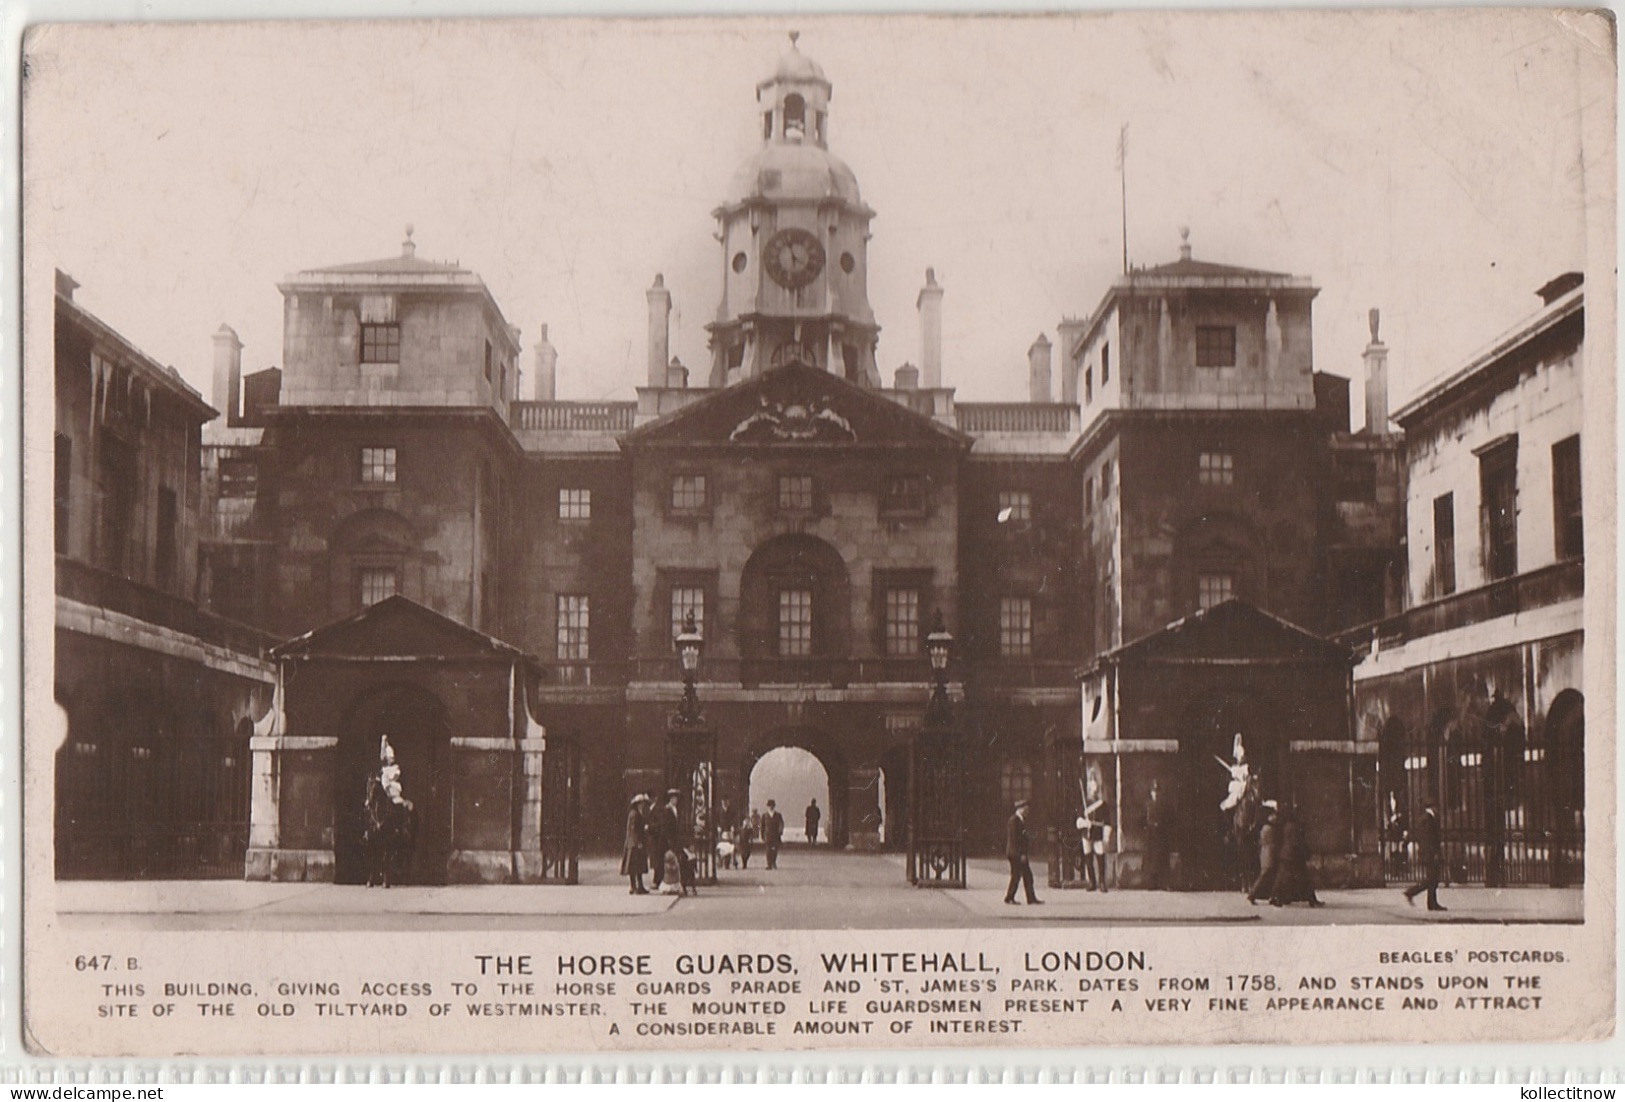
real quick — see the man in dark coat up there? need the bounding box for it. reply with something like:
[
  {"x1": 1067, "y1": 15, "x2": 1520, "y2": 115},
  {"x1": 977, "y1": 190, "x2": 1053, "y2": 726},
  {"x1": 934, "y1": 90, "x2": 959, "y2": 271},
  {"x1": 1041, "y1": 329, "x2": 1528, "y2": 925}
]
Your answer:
[
  {"x1": 1402, "y1": 802, "x2": 1446, "y2": 911},
  {"x1": 1143, "y1": 780, "x2": 1173, "y2": 891},
  {"x1": 805, "y1": 799, "x2": 822, "y2": 846},
  {"x1": 1246, "y1": 801, "x2": 1281, "y2": 904},
  {"x1": 621, "y1": 793, "x2": 650, "y2": 895},
  {"x1": 737, "y1": 813, "x2": 756, "y2": 868},
  {"x1": 762, "y1": 800, "x2": 785, "y2": 869},
  {"x1": 650, "y1": 790, "x2": 681, "y2": 889},
  {"x1": 1003, "y1": 799, "x2": 1042, "y2": 905},
  {"x1": 1269, "y1": 804, "x2": 1324, "y2": 907}
]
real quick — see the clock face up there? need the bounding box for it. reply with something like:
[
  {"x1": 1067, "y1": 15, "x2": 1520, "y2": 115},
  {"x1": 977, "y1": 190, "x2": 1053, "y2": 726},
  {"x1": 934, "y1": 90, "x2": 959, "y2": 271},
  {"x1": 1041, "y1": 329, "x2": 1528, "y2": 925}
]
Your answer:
[{"x1": 764, "y1": 228, "x2": 826, "y2": 290}]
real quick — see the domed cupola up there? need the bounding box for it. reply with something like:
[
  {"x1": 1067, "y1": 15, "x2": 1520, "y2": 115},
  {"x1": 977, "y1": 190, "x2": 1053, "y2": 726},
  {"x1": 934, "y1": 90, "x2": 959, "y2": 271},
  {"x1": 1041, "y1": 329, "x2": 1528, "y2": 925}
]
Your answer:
[{"x1": 706, "y1": 33, "x2": 881, "y2": 390}]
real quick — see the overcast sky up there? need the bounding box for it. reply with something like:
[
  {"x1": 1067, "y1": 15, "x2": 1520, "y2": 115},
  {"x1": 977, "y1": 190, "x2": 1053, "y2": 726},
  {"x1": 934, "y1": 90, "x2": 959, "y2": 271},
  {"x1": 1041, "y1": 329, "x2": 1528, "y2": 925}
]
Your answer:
[{"x1": 23, "y1": 12, "x2": 1611, "y2": 418}]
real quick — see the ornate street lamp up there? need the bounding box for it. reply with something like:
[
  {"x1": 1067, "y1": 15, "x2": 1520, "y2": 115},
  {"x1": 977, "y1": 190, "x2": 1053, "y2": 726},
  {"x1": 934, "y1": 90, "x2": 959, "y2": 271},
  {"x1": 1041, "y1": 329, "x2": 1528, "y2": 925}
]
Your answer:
[
  {"x1": 924, "y1": 611, "x2": 954, "y2": 727},
  {"x1": 909, "y1": 610, "x2": 965, "y2": 888},
  {"x1": 673, "y1": 610, "x2": 704, "y2": 727}
]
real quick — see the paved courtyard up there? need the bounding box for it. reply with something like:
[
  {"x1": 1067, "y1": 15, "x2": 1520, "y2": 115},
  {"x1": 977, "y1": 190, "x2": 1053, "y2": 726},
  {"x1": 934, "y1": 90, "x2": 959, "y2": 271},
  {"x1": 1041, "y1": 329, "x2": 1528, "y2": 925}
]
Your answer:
[{"x1": 54, "y1": 847, "x2": 1584, "y2": 931}]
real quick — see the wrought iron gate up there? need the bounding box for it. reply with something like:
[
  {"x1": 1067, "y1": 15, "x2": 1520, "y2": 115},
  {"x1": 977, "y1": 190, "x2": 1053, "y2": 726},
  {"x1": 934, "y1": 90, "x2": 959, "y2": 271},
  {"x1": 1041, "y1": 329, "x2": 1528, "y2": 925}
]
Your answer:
[
  {"x1": 907, "y1": 728, "x2": 964, "y2": 887},
  {"x1": 55, "y1": 735, "x2": 250, "y2": 879},
  {"x1": 666, "y1": 727, "x2": 718, "y2": 885},
  {"x1": 539, "y1": 733, "x2": 580, "y2": 883},
  {"x1": 1383, "y1": 697, "x2": 1585, "y2": 888}
]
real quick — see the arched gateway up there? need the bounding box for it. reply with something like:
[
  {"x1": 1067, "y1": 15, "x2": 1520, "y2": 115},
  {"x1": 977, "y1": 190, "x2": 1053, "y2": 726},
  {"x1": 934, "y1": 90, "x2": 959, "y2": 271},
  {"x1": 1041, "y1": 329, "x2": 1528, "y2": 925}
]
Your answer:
[{"x1": 743, "y1": 729, "x2": 848, "y2": 847}]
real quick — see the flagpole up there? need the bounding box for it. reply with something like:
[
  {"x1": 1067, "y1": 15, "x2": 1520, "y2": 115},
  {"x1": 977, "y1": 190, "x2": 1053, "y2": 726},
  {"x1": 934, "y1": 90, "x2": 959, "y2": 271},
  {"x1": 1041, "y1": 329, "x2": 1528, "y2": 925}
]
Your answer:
[{"x1": 1118, "y1": 123, "x2": 1129, "y2": 274}]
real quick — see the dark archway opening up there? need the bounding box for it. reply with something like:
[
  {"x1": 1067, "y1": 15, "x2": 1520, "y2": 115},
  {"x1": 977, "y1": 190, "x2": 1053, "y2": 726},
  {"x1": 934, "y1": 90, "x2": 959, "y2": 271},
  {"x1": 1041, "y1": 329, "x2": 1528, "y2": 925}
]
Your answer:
[
  {"x1": 879, "y1": 744, "x2": 910, "y2": 852},
  {"x1": 334, "y1": 683, "x2": 450, "y2": 885},
  {"x1": 1546, "y1": 689, "x2": 1584, "y2": 886},
  {"x1": 1175, "y1": 695, "x2": 1282, "y2": 891},
  {"x1": 1377, "y1": 716, "x2": 1409, "y2": 882}
]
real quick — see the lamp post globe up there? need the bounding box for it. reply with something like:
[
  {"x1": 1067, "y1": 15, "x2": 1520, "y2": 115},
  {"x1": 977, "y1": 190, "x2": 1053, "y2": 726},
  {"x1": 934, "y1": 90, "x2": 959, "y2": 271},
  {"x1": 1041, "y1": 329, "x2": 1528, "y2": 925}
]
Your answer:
[
  {"x1": 924, "y1": 611, "x2": 953, "y2": 721},
  {"x1": 674, "y1": 610, "x2": 704, "y2": 725}
]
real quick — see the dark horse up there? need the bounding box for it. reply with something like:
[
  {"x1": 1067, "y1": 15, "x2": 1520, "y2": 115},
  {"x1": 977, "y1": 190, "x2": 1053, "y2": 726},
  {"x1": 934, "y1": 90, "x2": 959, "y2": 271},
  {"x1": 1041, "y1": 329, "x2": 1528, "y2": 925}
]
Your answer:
[
  {"x1": 1224, "y1": 772, "x2": 1264, "y2": 891},
  {"x1": 362, "y1": 776, "x2": 418, "y2": 888}
]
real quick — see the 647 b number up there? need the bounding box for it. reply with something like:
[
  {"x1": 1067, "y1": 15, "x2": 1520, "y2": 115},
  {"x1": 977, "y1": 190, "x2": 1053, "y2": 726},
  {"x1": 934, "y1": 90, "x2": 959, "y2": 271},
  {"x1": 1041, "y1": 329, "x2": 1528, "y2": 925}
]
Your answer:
[{"x1": 74, "y1": 955, "x2": 137, "y2": 972}]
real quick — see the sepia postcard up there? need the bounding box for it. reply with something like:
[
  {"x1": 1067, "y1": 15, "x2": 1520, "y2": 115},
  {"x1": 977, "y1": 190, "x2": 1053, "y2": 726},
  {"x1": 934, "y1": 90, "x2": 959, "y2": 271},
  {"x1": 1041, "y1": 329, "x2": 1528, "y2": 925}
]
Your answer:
[{"x1": 17, "y1": 10, "x2": 1618, "y2": 1057}]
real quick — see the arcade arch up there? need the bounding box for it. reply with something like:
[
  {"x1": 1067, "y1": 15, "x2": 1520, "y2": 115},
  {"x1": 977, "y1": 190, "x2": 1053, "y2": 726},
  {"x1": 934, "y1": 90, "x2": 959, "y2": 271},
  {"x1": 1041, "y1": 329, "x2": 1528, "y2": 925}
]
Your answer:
[
  {"x1": 739, "y1": 728, "x2": 850, "y2": 849},
  {"x1": 748, "y1": 748, "x2": 830, "y2": 844}
]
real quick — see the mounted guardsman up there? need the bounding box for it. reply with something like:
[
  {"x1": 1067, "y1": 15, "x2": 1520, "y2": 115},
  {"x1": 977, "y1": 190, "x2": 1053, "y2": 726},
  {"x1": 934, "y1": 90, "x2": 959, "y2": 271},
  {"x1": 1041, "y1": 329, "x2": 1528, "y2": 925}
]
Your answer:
[
  {"x1": 362, "y1": 735, "x2": 418, "y2": 888},
  {"x1": 1217, "y1": 732, "x2": 1264, "y2": 889}
]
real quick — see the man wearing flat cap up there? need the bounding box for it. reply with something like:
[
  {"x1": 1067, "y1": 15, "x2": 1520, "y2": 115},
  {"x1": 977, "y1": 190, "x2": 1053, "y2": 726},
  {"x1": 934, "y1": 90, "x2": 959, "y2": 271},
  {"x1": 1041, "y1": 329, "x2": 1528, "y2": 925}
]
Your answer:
[
  {"x1": 1004, "y1": 798, "x2": 1042, "y2": 905},
  {"x1": 622, "y1": 793, "x2": 651, "y2": 895}
]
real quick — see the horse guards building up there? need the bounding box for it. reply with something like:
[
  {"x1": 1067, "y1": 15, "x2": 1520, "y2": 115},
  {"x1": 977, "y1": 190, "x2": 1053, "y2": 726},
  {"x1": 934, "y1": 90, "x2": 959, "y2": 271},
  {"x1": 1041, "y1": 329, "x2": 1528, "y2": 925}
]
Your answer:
[{"x1": 51, "y1": 39, "x2": 1587, "y2": 892}]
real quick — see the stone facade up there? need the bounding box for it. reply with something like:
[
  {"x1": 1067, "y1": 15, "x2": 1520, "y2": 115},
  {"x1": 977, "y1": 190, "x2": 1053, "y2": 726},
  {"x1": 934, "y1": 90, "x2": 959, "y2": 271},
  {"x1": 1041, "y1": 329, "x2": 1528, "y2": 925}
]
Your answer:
[
  {"x1": 53, "y1": 275, "x2": 276, "y2": 880},
  {"x1": 57, "y1": 39, "x2": 1439, "y2": 885},
  {"x1": 1345, "y1": 276, "x2": 1586, "y2": 887}
]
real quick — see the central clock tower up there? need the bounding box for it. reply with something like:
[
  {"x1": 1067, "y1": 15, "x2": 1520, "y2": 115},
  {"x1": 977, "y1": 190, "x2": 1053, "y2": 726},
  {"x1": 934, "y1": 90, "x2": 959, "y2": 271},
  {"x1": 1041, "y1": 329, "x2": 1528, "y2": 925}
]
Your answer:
[{"x1": 707, "y1": 34, "x2": 881, "y2": 388}]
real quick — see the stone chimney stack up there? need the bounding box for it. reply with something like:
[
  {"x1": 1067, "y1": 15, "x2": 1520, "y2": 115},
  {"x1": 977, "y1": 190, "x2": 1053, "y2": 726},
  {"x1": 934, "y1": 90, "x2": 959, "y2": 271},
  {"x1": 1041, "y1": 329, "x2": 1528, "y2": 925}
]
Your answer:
[
  {"x1": 534, "y1": 324, "x2": 557, "y2": 401},
  {"x1": 1363, "y1": 308, "x2": 1389, "y2": 433},
  {"x1": 666, "y1": 356, "x2": 689, "y2": 389},
  {"x1": 646, "y1": 274, "x2": 672, "y2": 389},
  {"x1": 894, "y1": 363, "x2": 919, "y2": 390},
  {"x1": 1028, "y1": 334, "x2": 1052, "y2": 403},
  {"x1": 212, "y1": 324, "x2": 243, "y2": 426},
  {"x1": 917, "y1": 268, "x2": 943, "y2": 388},
  {"x1": 1056, "y1": 319, "x2": 1086, "y2": 406}
]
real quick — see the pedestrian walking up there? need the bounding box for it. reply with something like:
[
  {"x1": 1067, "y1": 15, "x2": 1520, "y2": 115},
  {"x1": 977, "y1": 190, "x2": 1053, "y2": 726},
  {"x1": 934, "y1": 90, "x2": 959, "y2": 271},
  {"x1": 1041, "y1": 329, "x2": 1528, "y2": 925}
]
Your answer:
[
  {"x1": 1142, "y1": 779, "x2": 1173, "y2": 890},
  {"x1": 763, "y1": 800, "x2": 785, "y2": 869},
  {"x1": 1402, "y1": 802, "x2": 1446, "y2": 911},
  {"x1": 737, "y1": 814, "x2": 755, "y2": 868},
  {"x1": 1003, "y1": 799, "x2": 1042, "y2": 905},
  {"x1": 621, "y1": 793, "x2": 651, "y2": 894},
  {"x1": 804, "y1": 799, "x2": 822, "y2": 846},
  {"x1": 1246, "y1": 800, "x2": 1280, "y2": 904},
  {"x1": 1270, "y1": 804, "x2": 1324, "y2": 907}
]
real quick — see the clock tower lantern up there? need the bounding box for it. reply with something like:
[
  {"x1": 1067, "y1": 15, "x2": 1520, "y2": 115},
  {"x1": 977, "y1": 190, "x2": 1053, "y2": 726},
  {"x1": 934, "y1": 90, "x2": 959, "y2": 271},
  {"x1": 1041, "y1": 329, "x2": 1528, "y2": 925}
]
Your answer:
[{"x1": 707, "y1": 34, "x2": 881, "y2": 388}]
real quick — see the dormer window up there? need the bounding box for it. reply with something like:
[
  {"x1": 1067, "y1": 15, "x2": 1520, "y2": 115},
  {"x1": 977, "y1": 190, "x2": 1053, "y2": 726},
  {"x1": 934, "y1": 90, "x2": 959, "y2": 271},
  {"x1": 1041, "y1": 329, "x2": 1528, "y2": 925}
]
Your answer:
[{"x1": 360, "y1": 323, "x2": 400, "y2": 364}]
